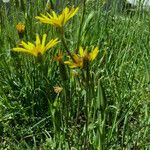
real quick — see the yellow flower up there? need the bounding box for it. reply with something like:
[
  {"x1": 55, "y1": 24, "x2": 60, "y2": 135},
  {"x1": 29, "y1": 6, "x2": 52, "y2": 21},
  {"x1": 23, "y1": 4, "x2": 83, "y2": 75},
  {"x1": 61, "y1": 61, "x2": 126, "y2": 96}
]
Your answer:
[
  {"x1": 12, "y1": 34, "x2": 59, "y2": 57},
  {"x1": 16, "y1": 22, "x2": 25, "y2": 33},
  {"x1": 16, "y1": 22, "x2": 25, "y2": 39},
  {"x1": 54, "y1": 52, "x2": 64, "y2": 64},
  {"x1": 35, "y1": 6, "x2": 79, "y2": 27},
  {"x1": 64, "y1": 46, "x2": 99, "y2": 69}
]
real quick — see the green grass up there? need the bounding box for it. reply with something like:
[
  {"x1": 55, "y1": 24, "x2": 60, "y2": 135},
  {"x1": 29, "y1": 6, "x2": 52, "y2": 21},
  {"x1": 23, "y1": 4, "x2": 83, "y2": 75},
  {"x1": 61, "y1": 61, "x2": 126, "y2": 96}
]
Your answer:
[{"x1": 0, "y1": 0, "x2": 150, "y2": 149}]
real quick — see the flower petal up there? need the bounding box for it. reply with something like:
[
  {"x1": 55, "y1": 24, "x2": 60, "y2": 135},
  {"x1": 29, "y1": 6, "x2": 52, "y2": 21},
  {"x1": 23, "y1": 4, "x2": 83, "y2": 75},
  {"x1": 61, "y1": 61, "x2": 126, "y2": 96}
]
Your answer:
[
  {"x1": 12, "y1": 47, "x2": 36, "y2": 56},
  {"x1": 89, "y1": 47, "x2": 99, "y2": 61},
  {"x1": 45, "y1": 38, "x2": 59, "y2": 50},
  {"x1": 42, "y1": 34, "x2": 47, "y2": 48}
]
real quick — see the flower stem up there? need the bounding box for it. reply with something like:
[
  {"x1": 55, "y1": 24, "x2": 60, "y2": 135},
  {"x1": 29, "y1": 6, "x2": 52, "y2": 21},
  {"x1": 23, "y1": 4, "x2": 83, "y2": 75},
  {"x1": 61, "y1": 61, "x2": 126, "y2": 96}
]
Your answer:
[
  {"x1": 84, "y1": 60, "x2": 90, "y2": 148},
  {"x1": 76, "y1": 0, "x2": 86, "y2": 52},
  {"x1": 59, "y1": 28, "x2": 76, "y2": 62}
]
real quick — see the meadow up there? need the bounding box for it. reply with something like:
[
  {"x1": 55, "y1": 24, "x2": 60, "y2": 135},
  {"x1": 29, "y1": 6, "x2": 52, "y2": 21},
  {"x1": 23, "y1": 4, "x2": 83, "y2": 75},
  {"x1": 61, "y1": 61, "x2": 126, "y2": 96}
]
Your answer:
[{"x1": 0, "y1": 0, "x2": 150, "y2": 149}]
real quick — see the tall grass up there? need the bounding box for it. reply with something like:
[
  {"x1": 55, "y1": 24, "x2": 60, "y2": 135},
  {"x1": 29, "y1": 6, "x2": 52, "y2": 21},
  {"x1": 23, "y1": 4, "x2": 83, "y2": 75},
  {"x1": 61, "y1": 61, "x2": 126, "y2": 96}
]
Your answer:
[{"x1": 0, "y1": 0, "x2": 150, "y2": 149}]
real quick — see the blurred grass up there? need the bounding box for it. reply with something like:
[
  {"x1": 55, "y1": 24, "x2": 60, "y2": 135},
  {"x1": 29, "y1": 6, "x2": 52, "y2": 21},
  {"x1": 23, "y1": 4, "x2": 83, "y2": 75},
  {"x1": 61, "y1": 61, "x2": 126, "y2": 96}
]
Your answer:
[{"x1": 0, "y1": 0, "x2": 150, "y2": 149}]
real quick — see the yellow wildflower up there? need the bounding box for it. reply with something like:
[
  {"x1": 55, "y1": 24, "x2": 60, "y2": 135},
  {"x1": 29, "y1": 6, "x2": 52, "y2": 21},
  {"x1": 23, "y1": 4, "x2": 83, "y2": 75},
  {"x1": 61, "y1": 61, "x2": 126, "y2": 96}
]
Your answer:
[
  {"x1": 16, "y1": 22, "x2": 25, "y2": 33},
  {"x1": 64, "y1": 46, "x2": 99, "y2": 69},
  {"x1": 12, "y1": 34, "x2": 59, "y2": 57},
  {"x1": 65, "y1": 53, "x2": 83, "y2": 68},
  {"x1": 35, "y1": 6, "x2": 79, "y2": 27},
  {"x1": 16, "y1": 22, "x2": 25, "y2": 39},
  {"x1": 54, "y1": 52, "x2": 64, "y2": 64}
]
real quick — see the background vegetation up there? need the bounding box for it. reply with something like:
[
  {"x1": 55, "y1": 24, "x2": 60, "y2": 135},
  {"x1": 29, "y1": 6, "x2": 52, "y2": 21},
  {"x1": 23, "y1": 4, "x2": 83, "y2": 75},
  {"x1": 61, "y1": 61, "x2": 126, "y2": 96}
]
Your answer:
[{"x1": 0, "y1": 0, "x2": 150, "y2": 149}]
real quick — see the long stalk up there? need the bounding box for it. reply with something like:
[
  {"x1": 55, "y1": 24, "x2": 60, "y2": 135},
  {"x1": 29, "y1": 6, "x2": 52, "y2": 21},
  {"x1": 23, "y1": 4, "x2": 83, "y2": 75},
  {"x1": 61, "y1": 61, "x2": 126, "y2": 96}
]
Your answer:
[
  {"x1": 84, "y1": 60, "x2": 90, "y2": 149},
  {"x1": 76, "y1": 0, "x2": 86, "y2": 52}
]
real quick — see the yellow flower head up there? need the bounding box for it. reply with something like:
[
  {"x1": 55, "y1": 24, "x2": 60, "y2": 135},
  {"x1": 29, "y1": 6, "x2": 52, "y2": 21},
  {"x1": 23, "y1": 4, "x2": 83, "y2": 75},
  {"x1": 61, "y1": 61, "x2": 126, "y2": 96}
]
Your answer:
[
  {"x1": 12, "y1": 34, "x2": 59, "y2": 57},
  {"x1": 54, "y1": 52, "x2": 64, "y2": 63},
  {"x1": 16, "y1": 22, "x2": 25, "y2": 33},
  {"x1": 35, "y1": 6, "x2": 79, "y2": 27},
  {"x1": 64, "y1": 46, "x2": 99, "y2": 69}
]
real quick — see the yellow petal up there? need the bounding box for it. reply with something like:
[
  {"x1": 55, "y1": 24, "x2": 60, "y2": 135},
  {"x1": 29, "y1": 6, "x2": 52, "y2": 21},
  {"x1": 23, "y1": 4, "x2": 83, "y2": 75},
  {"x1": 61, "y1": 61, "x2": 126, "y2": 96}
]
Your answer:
[
  {"x1": 45, "y1": 38, "x2": 59, "y2": 52},
  {"x1": 21, "y1": 41, "x2": 33, "y2": 50},
  {"x1": 35, "y1": 14, "x2": 51, "y2": 24},
  {"x1": 67, "y1": 7, "x2": 79, "y2": 20},
  {"x1": 52, "y1": 11, "x2": 58, "y2": 19},
  {"x1": 64, "y1": 61, "x2": 78, "y2": 68},
  {"x1": 89, "y1": 47, "x2": 99, "y2": 61},
  {"x1": 59, "y1": 13, "x2": 65, "y2": 26},
  {"x1": 13, "y1": 47, "x2": 28, "y2": 52},
  {"x1": 64, "y1": 61, "x2": 72, "y2": 65},
  {"x1": 42, "y1": 34, "x2": 47, "y2": 48},
  {"x1": 79, "y1": 47, "x2": 84, "y2": 57},
  {"x1": 12, "y1": 47, "x2": 36, "y2": 56},
  {"x1": 63, "y1": 7, "x2": 69, "y2": 15},
  {"x1": 27, "y1": 42, "x2": 35, "y2": 49}
]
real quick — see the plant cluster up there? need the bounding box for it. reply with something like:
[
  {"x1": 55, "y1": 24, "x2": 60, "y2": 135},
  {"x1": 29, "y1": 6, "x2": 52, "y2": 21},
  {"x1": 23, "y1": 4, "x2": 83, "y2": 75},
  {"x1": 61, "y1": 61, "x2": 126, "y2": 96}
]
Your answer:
[{"x1": 0, "y1": 0, "x2": 150, "y2": 150}]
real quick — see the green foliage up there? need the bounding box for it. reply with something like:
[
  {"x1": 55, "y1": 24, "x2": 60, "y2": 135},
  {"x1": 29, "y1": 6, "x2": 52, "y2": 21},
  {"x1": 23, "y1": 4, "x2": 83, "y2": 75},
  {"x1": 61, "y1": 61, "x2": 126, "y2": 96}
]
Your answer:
[{"x1": 0, "y1": 0, "x2": 150, "y2": 149}]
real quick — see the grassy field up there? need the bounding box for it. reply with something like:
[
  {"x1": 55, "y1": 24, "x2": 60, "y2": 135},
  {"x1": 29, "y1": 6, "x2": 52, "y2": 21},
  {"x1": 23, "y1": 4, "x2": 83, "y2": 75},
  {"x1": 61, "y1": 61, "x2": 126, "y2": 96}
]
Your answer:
[{"x1": 0, "y1": 0, "x2": 150, "y2": 149}]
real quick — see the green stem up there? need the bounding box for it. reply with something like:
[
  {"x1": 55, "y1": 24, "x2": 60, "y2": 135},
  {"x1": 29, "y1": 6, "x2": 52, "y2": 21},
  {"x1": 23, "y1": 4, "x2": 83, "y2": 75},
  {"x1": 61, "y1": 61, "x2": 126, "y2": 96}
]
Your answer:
[
  {"x1": 76, "y1": 0, "x2": 86, "y2": 52},
  {"x1": 98, "y1": 80, "x2": 107, "y2": 150},
  {"x1": 50, "y1": 0, "x2": 54, "y2": 10},
  {"x1": 57, "y1": 53, "x2": 70, "y2": 147},
  {"x1": 84, "y1": 60, "x2": 90, "y2": 148},
  {"x1": 60, "y1": 31, "x2": 76, "y2": 62}
]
